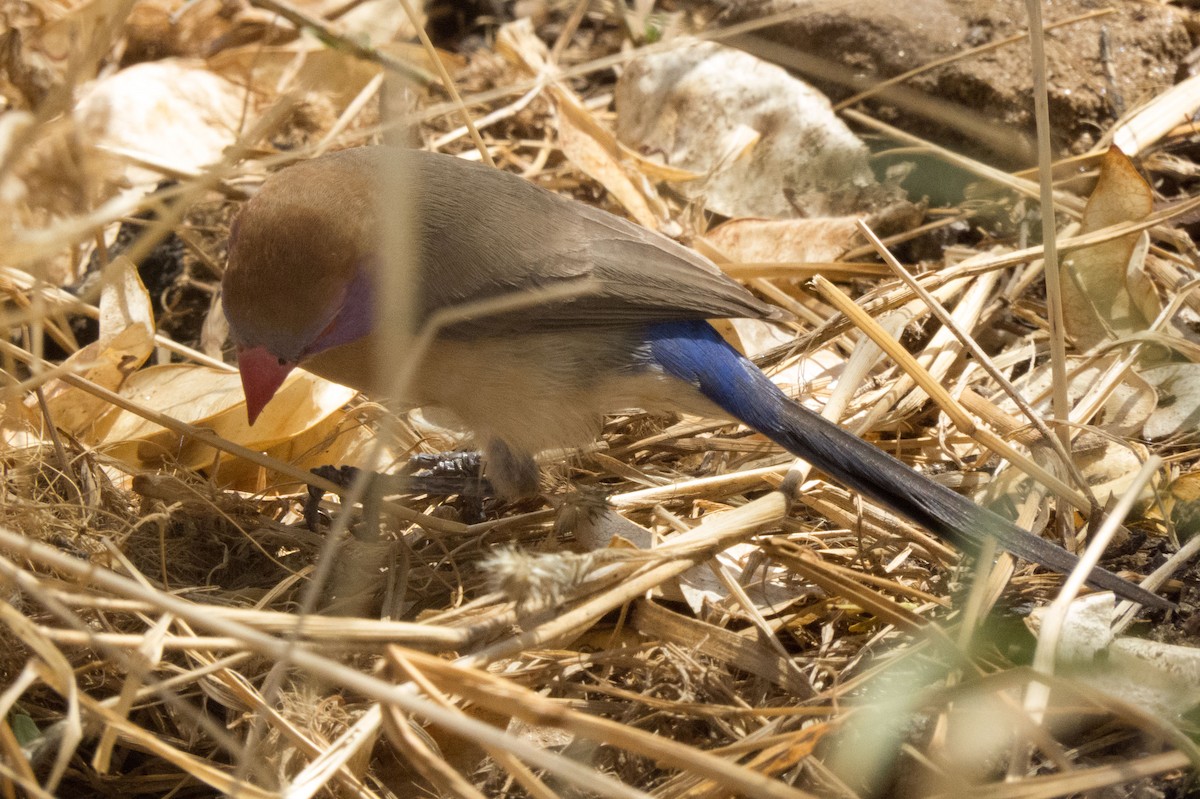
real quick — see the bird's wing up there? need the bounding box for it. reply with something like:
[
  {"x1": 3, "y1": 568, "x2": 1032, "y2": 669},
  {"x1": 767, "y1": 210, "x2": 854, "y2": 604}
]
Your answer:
[{"x1": 403, "y1": 149, "x2": 790, "y2": 334}]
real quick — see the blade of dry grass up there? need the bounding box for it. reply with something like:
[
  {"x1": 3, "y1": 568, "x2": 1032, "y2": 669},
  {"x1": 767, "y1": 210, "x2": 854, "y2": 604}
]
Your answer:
[
  {"x1": 389, "y1": 647, "x2": 822, "y2": 799},
  {"x1": 0, "y1": 529, "x2": 677, "y2": 799}
]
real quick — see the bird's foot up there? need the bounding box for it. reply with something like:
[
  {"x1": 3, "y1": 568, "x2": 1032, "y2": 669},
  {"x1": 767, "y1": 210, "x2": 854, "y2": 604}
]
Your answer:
[
  {"x1": 404, "y1": 450, "x2": 484, "y2": 479},
  {"x1": 404, "y1": 450, "x2": 503, "y2": 519},
  {"x1": 305, "y1": 458, "x2": 500, "y2": 533}
]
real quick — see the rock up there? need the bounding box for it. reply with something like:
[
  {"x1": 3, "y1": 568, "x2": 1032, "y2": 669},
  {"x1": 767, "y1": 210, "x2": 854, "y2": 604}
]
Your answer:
[
  {"x1": 726, "y1": 0, "x2": 1190, "y2": 163},
  {"x1": 615, "y1": 39, "x2": 893, "y2": 217}
]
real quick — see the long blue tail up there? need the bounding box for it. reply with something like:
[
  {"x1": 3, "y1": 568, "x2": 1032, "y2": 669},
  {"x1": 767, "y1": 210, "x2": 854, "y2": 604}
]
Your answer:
[{"x1": 645, "y1": 320, "x2": 1165, "y2": 607}]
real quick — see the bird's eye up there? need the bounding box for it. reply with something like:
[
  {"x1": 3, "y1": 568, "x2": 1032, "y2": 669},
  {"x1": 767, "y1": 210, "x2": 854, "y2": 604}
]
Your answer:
[{"x1": 278, "y1": 357, "x2": 287, "y2": 366}]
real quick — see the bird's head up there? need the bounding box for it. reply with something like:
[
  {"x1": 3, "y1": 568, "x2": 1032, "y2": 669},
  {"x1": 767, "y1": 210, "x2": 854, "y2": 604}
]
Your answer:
[{"x1": 221, "y1": 155, "x2": 378, "y2": 424}]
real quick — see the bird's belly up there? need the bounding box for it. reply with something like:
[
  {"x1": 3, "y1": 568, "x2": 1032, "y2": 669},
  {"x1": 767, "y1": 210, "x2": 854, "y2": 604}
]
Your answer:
[
  {"x1": 301, "y1": 329, "x2": 724, "y2": 457},
  {"x1": 416, "y1": 333, "x2": 667, "y2": 455}
]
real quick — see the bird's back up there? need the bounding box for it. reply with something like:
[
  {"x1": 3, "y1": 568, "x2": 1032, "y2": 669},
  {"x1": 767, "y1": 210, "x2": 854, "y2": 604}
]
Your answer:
[{"x1": 225, "y1": 147, "x2": 787, "y2": 349}]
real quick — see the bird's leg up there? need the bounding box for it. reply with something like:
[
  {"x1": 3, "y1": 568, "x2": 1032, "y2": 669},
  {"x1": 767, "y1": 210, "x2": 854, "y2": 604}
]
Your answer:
[{"x1": 483, "y1": 439, "x2": 541, "y2": 501}]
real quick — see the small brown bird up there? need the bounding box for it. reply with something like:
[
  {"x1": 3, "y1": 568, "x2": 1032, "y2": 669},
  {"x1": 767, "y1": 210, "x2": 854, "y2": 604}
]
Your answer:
[{"x1": 221, "y1": 147, "x2": 1166, "y2": 608}]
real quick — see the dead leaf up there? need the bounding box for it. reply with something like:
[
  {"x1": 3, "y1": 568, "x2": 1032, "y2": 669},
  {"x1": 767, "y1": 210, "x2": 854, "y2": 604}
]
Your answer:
[
  {"x1": 99, "y1": 365, "x2": 356, "y2": 471},
  {"x1": 1164, "y1": 469, "x2": 1200, "y2": 539},
  {"x1": 75, "y1": 60, "x2": 245, "y2": 194},
  {"x1": 496, "y1": 18, "x2": 666, "y2": 230},
  {"x1": 208, "y1": 45, "x2": 402, "y2": 109},
  {"x1": 40, "y1": 257, "x2": 155, "y2": 438},
  {"x1": 555, "y1": 92, "x2": 665, "y2": 230},
  {"x1": 1061, "y1": 146, "x2": 1161, "y2": 349},
  {"x1": 990, "y1": 355, "x2": 1158, "y2": 508},
  {"x1": 1074, "y1": 437, "x2": 1153, "y2": 505},
  {"x1": 0, "y1": 400, "x2": 43, "y2": 449},
  {"x1": 1141, "y1": 363, "x2": 1200, "y2": 440},
  {"x1": 996, "y1": 356, "x2": 1158, "y2": 437},
  {"x1": 703, "y1": 216, "x2": 863, "y2": 264},
  {"x1": 209, "y1": 407, "x2": 390, "y2": 493},
  {"x1": 1101, "y1": 368, "x2": 1159, "y2": 437}
]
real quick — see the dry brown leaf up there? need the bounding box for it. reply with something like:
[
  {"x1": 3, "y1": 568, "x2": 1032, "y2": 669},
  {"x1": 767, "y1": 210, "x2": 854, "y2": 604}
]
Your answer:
[
  {"x1": 556, "y1": 93, "x2": 665, "y2": 230},
  {"x1": 207, "y1": 45, "x2": 389, "y2": 110},
  {"x1": 998, "y1": 359, "x2": 1157, "y2": 437},
  {"x1": 703, "y1": 216, "x2": 863, "y2": 264},
  {"x1": 39, "y1": 257, "x2": 155, "y2": 438},
  {"x1": 1169, "y1": 470, "x2": 1200, "y2": 503},
  {"x1": 99, "y1": 364, "x2": 355, "y2": 471},
  {"x1": 1141, "y1": 363, "x2": 1200, "y2": 441},
  {"x1": 992, "y1": 355, "x2": 1158, "y2": 504},
  {"x1": 74, "y1": 60, "x2": 245, "y2": 194},
  {"x1": 1061, "y1": 146, "x2": 1161, "y2": 349},
  {"x1": 1074, "y1": 438, "x2": 1154, "y2": 505},
  {"x1": 1099, "y1": 368, "x2": 1159, "y2": 438},
  {"x1": 1, "y1": 397, "x2": 43, "y2": 449},
  {"x1": 211, "y1": 407, "x2": 389, "y2": 493},
  {"x1": 1161, "y1": 469, "x2": 1200, "y2": 538}
]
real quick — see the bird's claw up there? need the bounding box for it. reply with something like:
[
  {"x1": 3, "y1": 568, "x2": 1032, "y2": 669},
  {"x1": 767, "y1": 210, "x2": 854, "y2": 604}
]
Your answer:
[
  {"x1": 305, "y1": 465, "x2": 367, "y2": 532},
  {"x1": 404, "y1": 450, "x2": 484, "y2": 479}
]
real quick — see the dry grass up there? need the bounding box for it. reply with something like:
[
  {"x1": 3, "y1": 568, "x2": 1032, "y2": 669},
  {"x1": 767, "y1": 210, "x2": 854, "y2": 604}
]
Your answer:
[{"x1": 1, "y1": 1, "x2": 1198, "y2": 798}]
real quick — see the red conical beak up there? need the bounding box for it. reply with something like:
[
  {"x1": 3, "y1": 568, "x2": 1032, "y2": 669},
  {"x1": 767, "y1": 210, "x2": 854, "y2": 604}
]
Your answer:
[{"x1": 236, "y1": 345, "x2": 295, "y2": 425}]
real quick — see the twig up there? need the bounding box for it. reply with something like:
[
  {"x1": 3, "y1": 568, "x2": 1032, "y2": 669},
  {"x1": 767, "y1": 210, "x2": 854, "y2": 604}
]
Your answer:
[{"x1": 249, "y1": 0, "x2": 439, "y2": 88}]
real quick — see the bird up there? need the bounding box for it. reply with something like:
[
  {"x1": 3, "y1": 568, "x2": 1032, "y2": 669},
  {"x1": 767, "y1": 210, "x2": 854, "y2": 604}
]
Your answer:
[{"x1": 221, "y1": 146, "x2": 1167, "y2": 609}]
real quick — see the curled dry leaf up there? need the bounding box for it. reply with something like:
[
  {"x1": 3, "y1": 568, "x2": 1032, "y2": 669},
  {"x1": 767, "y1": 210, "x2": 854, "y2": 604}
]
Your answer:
[
  {"x1": 212, "y1": 404, "x2": 390, "y2": 493},
  {"x1": 1044, "y1": 147, "x2": 1185, "y2": 501},
  {"x1": 1061, "y1": 146, "x2": 1161, "y2": 350},
  {"x1": 555, "y1": 92, "x2": 667, "y2": 231},
  {"x1": 703, "y1": 216, "x2": 863, "y2": 264},
  {"x1": 994, "y1": 356, "x2": 1157, "y2": 505},
  {"x1": 568, "y1": 498, "x2": 803, "y2": 616},
  {"x1": 39, "y1": 257, "x2": 155, "y2": 438},
  {"x1": 98, "y1": 364, "x2": 355, "y2": 475},
  {"x1": 1003, "y1": 361, "x2": 1159, "y2": 440},
  {"x1": 674, "y1": 546, "x2": 805, "y2": 618},
  {"x1": 1073, "y1": 437, "x2": 1155, "y2": 506},
  {"x1": 102, "y1": 369, "x2": 390, "y2": 489},
  {"x1": 1141, "y1": 363, "x2": 1200, "y2": 441},
  {"x1": 1160, "y1": 469, "x2": 1200, "y2": 538},
  {"x1": 207, "y1": 46, "x2": 392, "y2": 112},
  {"x1": 74, "y1": 60, "x2": 245, "y2": 195}
]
